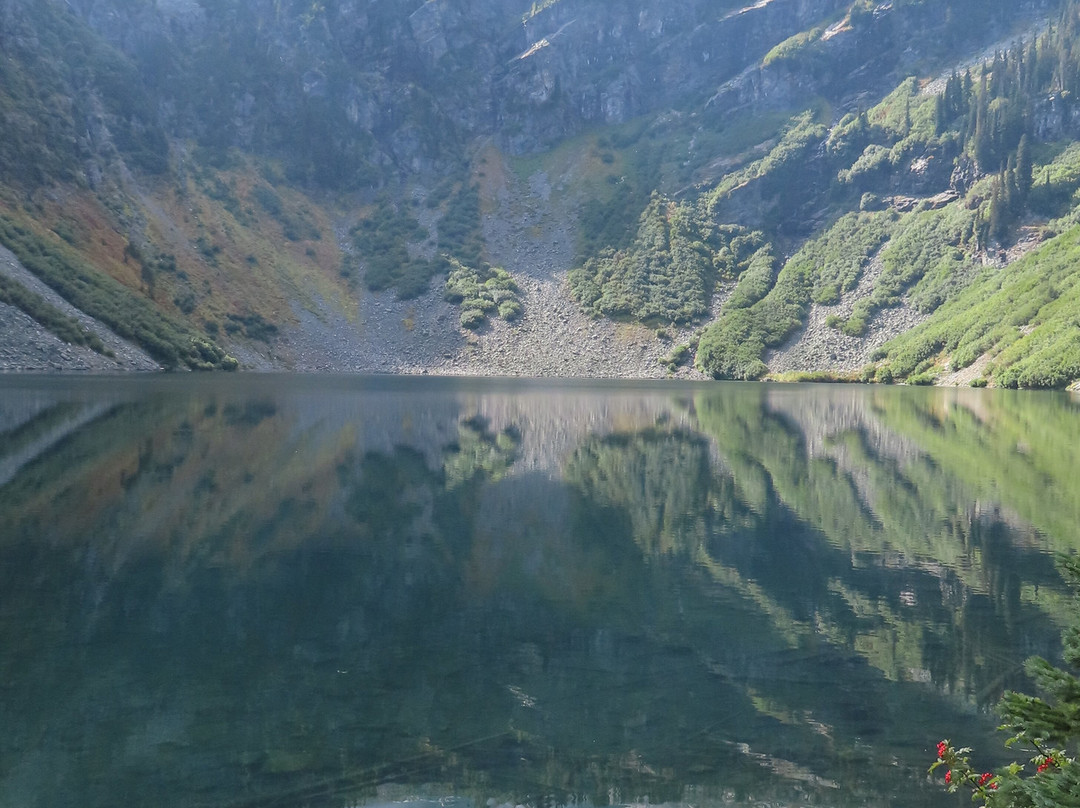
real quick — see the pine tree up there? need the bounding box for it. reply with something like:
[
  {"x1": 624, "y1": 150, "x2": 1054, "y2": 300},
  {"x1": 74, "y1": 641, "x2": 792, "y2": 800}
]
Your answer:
[
  {"x1": 935, "y1": 94, "x2": 947, "y2": 135},
  {"x1": 989, "y1": 179, "x2": 1006, "y2": 242},
  {"x1": 1017, "y1": 134, "x2": 1033, "y2": 199},
  {"x1": 974, "y1": 86, "x2": 993, "y2": 170}
]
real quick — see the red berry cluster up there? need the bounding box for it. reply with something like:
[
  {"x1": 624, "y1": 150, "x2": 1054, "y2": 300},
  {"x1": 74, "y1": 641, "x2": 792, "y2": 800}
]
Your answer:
[
  {"x1": 933, "y1": 739, "x2": 998, "y2": 795},
  {"x1": 978, "y1": 772, "x2": 997, "y2": 789}
]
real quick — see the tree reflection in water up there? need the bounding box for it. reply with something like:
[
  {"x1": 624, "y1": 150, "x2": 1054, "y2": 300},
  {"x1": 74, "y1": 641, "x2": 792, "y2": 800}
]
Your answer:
[{"x1": 0, "y1": 377, "x2": 1074, "y2": 808}]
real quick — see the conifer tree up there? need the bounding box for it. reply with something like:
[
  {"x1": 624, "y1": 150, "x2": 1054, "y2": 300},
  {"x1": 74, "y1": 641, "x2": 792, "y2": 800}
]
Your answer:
[{"x1": 1017, "y1": 134, "x2": 1033, "y2": 199}]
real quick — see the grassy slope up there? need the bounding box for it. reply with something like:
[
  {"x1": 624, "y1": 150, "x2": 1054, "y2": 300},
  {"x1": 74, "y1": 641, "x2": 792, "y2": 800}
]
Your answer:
[
  {"x1": 0, "y1": 155, "x2": 352, "y2": 367},
  {"x1": 873, "y1": 220, "x2": 1080, "y2": 388},
  {"x1": 0, "y1": 0, "x2": 352, "y2": 366},
  {"x1": 150, "y1": 159, "x2": 349, "y2": 333}
]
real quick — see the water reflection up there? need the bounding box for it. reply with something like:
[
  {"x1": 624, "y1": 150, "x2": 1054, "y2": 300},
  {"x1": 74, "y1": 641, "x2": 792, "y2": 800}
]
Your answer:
[{"x1": 0, "y1": 376, "x2": 1076, "y2": 808}]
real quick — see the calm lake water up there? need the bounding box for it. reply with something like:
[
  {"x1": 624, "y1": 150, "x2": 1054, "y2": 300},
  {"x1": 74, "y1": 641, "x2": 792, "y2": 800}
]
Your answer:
[{"x1": 1, "y1": 375, "x2": 1078, "y2": 808}]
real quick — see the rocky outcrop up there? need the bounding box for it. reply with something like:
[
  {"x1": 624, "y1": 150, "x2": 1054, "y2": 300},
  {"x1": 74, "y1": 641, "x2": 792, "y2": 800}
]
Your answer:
[{"x1": 54, "y1": 0, "x2": 863, "y2": 170}]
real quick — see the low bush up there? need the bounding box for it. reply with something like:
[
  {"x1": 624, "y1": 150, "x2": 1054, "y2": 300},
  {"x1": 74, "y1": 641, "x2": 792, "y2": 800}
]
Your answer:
[
  {"x1": 351, "y1": 201, "x2": 434, "y2": 298},
  {"x1": 835, "y1": 206, "x2": 977, "y2": 336},
  {"x1": 445, "y1": 260, "x2": 521, "y2": 330},
  {"x1": 696, "y1": 212, "x2": 888, "y2": 380},
  {"x1": 571, "y1": 196, "x2": 762, "y2": 326}
]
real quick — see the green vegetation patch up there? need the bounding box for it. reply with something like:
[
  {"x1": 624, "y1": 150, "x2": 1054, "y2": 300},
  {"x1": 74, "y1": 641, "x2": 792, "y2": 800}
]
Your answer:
[
  {"x1": 874, "y1": 219, "x2": 1080, "y2": 388},
  {"x1": 0, "y1": 273, "x2": 108, "y2": 355},
  {"x1": 0, "y1": 215, "x2": 236, "y2": 370},
  {"x1": 570, "y1": 194, "x2": 746, "y2": 325},
  {"x1": 223, "y1": 312, "x2": 279, "y2": 343},
  {"x1": 832, "y1": 205, "x2": 978, "y2": 336},
  {"x1": 763, "y1": 28, "x2": 825, "y2": 68},
  {"x1": 705, "y1": 110, "x2": 829, "y2": 206},
  {"x1": 250, "y1": 183, "x2": 321, "y2": 242},
  {"x1": 351, "y1": 201, "x2": 435, "y2": 298},
  {"x1": 352, "y1": 181, "x2": 485, "y2": 299},
  {"x1": 831, "y1": 78, "x2": 939, "y2": 157},
  {"x1": 810, "y1": 210, "x2": 895, "y2": 306},
  {"x1": 437, "y1": 182, "x2": 484, "y2": 269},
  {"x1": 527, "y1": 122, "x2": 669, "y2": 263},
  {"x1": 444, "y1": 259, "x2": 521, "y2": 330},
  {"x1": 0, "y1": 0, "x2": 168, "y2": 186},
  {"x1": 696, "y1": 211, "x2": 890, "y2": 380},
  {"x1": 723, "y1": 243, "x2": 776, "y2": 310}
]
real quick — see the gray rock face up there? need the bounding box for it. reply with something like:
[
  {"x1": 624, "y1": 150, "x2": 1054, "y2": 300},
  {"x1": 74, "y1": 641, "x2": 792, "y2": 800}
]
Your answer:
[
  {"x1": 52, "y1": 0, "x2": 854, "y2": 175},
  {"x1": 495, "y1": 0, "x2": 851, "y2": 150},
  {"x1": 44, "y1": 0, "x2": 1055, "y2": 184}
]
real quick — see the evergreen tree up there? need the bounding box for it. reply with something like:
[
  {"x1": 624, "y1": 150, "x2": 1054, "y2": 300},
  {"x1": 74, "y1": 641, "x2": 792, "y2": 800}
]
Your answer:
[
  {"x1": 974, "y1": 85, "x2": 993, "y2": 170},
  {"x1": 1017, "y1": 134, "x2": 1033, "y2": 199},
  {"x1": 989, "y1": 179, "x2": 1006, "y2": 242}
]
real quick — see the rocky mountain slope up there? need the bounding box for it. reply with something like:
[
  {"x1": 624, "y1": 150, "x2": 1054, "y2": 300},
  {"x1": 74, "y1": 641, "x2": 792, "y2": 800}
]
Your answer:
[{"x1": 1, "y1": 0, "x2": 1078, "y2": 387}]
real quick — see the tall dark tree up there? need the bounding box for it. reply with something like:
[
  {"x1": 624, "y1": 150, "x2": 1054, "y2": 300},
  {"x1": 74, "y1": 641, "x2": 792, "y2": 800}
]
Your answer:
[{"x1": 1017, "y1": 133, "x2": 1033, "y2": 199}]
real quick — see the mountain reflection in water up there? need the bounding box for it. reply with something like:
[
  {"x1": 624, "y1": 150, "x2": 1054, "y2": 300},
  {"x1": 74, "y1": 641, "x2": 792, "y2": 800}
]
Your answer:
[{"x1": 1, "y1": 375, "x2": 1077, "y2": 808}]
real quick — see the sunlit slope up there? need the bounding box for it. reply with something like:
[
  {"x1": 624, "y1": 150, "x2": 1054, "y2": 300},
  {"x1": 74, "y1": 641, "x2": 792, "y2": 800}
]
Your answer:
[{"x1": 873, "y1": 216, "x2": 1080, "y2": 387}]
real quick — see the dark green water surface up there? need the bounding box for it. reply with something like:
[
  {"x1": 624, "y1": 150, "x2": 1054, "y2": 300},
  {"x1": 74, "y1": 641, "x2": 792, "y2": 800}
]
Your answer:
[{"x1": 2, "y1": 375, "x2": 1078, "y2": 808}]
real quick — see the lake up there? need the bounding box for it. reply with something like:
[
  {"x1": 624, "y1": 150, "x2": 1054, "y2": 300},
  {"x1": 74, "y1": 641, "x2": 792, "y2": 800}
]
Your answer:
[{"x1": 1, "y1": 375, "x2": 1077, "y2": 808}]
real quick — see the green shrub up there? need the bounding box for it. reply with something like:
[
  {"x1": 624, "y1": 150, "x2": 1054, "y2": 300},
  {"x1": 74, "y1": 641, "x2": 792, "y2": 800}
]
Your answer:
[
  {"x1": 351, "y1": 201, "x2": 434, "y2": 298},
  {"x1": 834, "y1": 206, "x2": 978, "y2": 335},
  {"x1": 571, "y1": 195, "x2": 759, "y2": 325},
  {"x1": 875, "y1": 217, "x2": 1080, "y2": 388},
  {"x1": 437, "y1": 182, "x2": 484, "y2": 269},
  {"x1": 460, "y1": 308, "x2": 485, "y2": 329},
  {"x1": 445, "y1": 259, "x2": 522, "y2": 330},
  {"x1": 704, "y1": 110, "x2": 828, "y2": 206},
  {"x1": 660, "y1": 343, "x2": 691, "y2": 372},
  {"x1": 762, "y1": 28, "x2": 824, "y2": 68},
  {"x1": 724, "y1": 244, "x2": 774, "y2": 309},
  {"x1": 497, "y1": 300, "x2": 522, "y2": 320}
]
